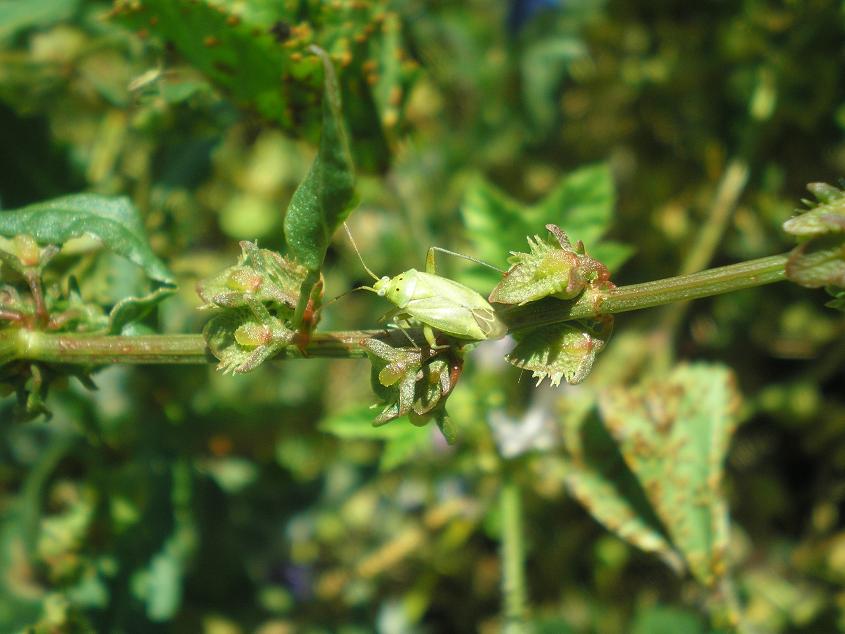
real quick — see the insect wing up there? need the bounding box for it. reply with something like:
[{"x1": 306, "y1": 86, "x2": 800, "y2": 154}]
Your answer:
[
  {"x1": 411, "y1": 273, "x2": 493, "y2": 309},
  {"x1": 403, "y1": 273, "x2": 507, "y2": 340},
  {"x1": 403, "y1": 296, "x2": 488, "y2": 340}
]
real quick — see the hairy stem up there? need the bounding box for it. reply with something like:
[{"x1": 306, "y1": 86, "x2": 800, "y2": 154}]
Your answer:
[{"x1": 2, "y1": 253, "x2": 789, "y2": 365}]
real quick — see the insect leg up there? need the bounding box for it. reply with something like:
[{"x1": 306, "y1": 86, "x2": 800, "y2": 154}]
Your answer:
[
  {"x1": 383, "y1": 309, "x2": 421, "y2": 349},
  {"x1": 423, "y1": 325, "x2": 451, "y2": 350}
]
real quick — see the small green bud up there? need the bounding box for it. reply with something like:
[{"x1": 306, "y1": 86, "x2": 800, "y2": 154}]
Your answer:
[
  {"x1": 489, "y1": 224, "x2": 611, "y2": 306},
  {"x1": 13, "y1": 236, "x2": 41, "y2": 267}
]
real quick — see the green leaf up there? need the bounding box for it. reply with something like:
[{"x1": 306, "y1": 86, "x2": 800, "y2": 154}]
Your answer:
[
  {"x1": 320, "y1": 405, "x2": 412, "y2": 440},
  {"x1": 540, "y1": 163, "x2": 617, "y2": 248},
  {"x1": 564, "y1": 407, "x2": 684, "y2": 574},
  {"x1": 631, "y1": 605, "x2": 707, "y2": 634},
  {"x1": 783, "y1": 182, "x2": 845, "y2": 237},
  {"x1": 0, "y1": 194, "x2": 173, "y2": 284},
  {"x1": 284, "y1": 47, "x2": 357, "y2": 273},
  {"x1": 319, "y1": 406, "x2": 431, "y2": 471},
  {"x1": 113, "y1": 1, "x2": 412, "y2": 170},
  {"x1": 598, "y1": 363, "x2": 741, "y2": 587},
  {"x1": 380, "y1": 426, "x2": 430, "y2": 471},
  {"x1": 113, "y1": 0, "x2": 323, "y2": 137},
  {"x1": 521, "y1": 37, "x2": 586, "y2": 133},
  {"x1": 506, "y1": 318, "x2": 613, "y2": 386},
  {"x1": 107, "y1": 286, "x2": 176, "y2": 335},
  {"x1": 461, "y1": 165, "x2": 632, "y2": 286},
  {"x1": 0, "y1": 0, "x2": 79, "y2": 43}
]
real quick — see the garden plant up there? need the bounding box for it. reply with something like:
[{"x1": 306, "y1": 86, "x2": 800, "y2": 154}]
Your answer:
[{"x1": 1, "y1": 1, "x2": 844, "y2": 632}]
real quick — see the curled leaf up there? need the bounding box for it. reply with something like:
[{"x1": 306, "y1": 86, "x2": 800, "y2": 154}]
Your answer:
[{"x1": 0, "y1": 194, "x2": 173, "y2": 284}]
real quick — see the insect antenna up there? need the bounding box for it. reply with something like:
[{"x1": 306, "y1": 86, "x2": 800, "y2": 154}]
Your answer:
[
  {"x1": 429, "y1": 247, "x2": 504, "y2": 273},
  {"x1": 323, "y1": 284, "x2": 375, "y2": 308},
  {"x1": 343, "y1": 222, "x2": 380, "y2": 281}
]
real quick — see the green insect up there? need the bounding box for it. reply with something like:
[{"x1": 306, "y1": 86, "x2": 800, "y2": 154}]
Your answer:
[{"x1": 343, "y1": 224, "x2": 507, "y2": 348}]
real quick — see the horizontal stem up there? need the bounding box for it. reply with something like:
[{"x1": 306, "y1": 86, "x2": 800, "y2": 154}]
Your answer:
[
  {"x1": 502, "y1": 253, "x2": 789, "y2": 331},
  {"x1": 2, "y1": 254, "x2": 789, "y2": 366}
]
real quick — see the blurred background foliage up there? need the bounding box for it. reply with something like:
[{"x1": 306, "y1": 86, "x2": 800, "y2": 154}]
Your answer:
[{"x1": 1, "y1": 0, "x2": 844, "y2": 632}]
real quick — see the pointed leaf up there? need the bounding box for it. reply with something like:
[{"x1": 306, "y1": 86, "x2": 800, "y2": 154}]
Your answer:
[
  {"x1": 283, "y1": 47, "x2": 356, "y2": 273},
  {"x1": 598, "y1": 363, "x2": 741, "y2": 587},
  {"x1": 564, "y1": 407, "x2": 684, "y2": 573}
]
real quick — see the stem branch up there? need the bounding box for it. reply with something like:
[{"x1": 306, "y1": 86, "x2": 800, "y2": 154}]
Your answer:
[{"x1": 1, "y1": 253, "x2": 789, "y2": 365}]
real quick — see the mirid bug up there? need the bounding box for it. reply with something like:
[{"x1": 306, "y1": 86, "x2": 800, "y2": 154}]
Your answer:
[{"x1": 343, "y1": 224, "x2": 507, "y2": 348}]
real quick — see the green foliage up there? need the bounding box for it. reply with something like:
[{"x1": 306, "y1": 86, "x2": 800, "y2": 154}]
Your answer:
[
  {"x1": 283, "y1": 47, "x2": 356, "y2": 273},
  {"x1": 0, "y1": 0, "x2": 79, "y2": 42},
  {"x1": 1, "y1": 0, "x2": 844, "y2": 632},
  {"x1": 199, "y1": 241, "x2": 312, "y2": 373},
  {"x1": 599, "y1": 364, "x2": 740, "y2": 587},
  {"x1": 489, "y1": 224, "x2": 611, "y2": 305},
  {"x1": 784, "y1": 182, "x2": 845, "y2": 305},
  {"x1": 461, "y1": 164, "x2": 632, "y2": 285},
  {"x1": 0, "y1": 194, "x2": 173, "y2": 284},
  {"x1": 319, "y1": 405, "x2": 432, "y2": 471},
  {"x1": 507, "y1": 318, "x2": 613, "y2": 386},
  {"x1": 112, "y1": 0, "x2": 415, "y2": 169},
  {"x1": 365, "y1": 338, "x2": 458, "y2": 443}
]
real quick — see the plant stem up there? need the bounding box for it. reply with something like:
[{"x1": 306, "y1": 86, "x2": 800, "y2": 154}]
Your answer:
[
  {"x1": 503, "y1": 252, "x2": 788, "y2": 331},
  {"x1": 500, "y1": 477, "x2": 528, "y2": 633},
  {"x1": 2, "y1": 253, "x2": 789, "y2": 365}
]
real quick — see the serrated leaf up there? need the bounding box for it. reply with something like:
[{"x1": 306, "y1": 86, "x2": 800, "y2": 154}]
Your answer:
[
  {"x1": 564, "y1": 407, "x2": 684, "y2": 574},
  {"x1": 507, "y1": 319, "x2": 612, "y2": 386},
  {"x1": 598, "y1": 364, "x2": 741, "y2": 587},
  {"x1": 283, "y1": 47, "x2": 357, "y2": 273},
  {"x1": 0, "y1": 194, "x2": 173, "y2": 284},
  {"x1": 490, "y1": 225, "x2": 612, "y2": 305}
]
